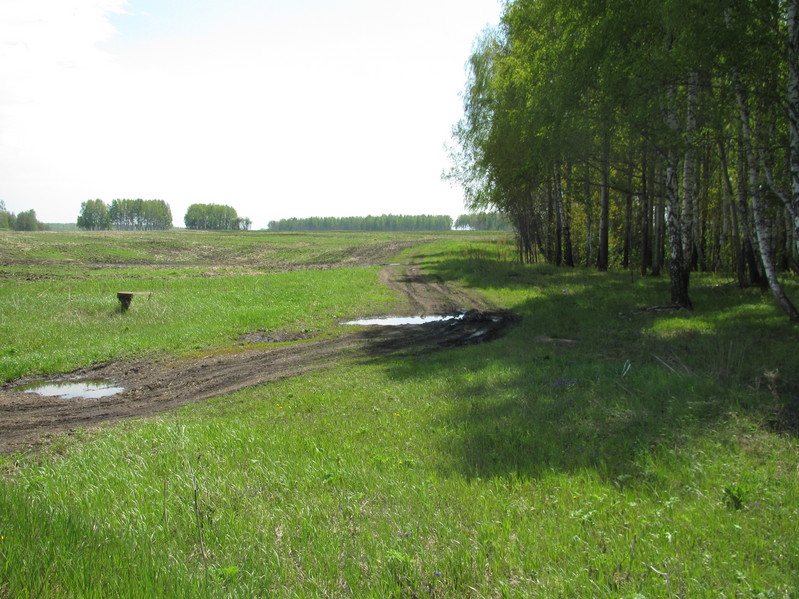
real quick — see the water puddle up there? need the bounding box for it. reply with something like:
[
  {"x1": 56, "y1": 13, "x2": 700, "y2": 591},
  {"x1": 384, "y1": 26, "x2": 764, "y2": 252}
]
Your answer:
[
  {"x1": 15, "y1": 379, "x2": 125, "y2": 400},
  {"x1": 343, "y1": 314, "x2": 465, "y2": 326}
]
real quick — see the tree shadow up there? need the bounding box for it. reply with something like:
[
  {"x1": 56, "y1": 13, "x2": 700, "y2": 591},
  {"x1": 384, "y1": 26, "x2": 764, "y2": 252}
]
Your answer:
[{"x1": 361, "y1": 256, "x2": 799, "y2": 483}]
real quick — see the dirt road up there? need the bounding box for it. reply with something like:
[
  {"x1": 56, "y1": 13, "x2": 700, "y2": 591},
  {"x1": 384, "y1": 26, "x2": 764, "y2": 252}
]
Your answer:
[{"x1": 0, "y1": 260, "x2": 518, "y2": 453}]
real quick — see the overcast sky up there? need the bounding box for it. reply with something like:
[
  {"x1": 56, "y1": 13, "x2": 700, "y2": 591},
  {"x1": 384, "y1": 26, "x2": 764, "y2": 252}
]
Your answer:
[{"x1": 0, "y1": 0, "x2": 500, "y2": 229}]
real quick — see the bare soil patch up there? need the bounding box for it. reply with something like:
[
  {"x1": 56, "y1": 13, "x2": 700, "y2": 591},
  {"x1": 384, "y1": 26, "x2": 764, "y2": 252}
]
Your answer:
[{"x1": 0, "y1": 260, "x2": 519, "y2": 453}]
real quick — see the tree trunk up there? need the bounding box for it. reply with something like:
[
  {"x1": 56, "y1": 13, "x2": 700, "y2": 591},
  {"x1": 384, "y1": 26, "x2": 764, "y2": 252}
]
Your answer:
[
  {"x1": 737, "y1": 82, "x2": 799, "y2": 321},
  {"x1": 584, "y1": 168, "x2": 594, "y2": 268},
  {"x1": 551, "y1": 178, "x2": 562, "y2": 266},
  {"x1": 695, "y1": 146, "x2": 709, "y2": 271},
  {"x1": 641, "y1": 150, "x2": 652, "y2": 275},
  {"x1": 665, "y1": 84, "x2": 692, "y2": 309},
  {"x1": 719, "y1": 140, "x2": 747, "y2": 287},
  {"x1": 553, "y1": 162, "x2": 574, "y2": 267},
  {"x1": 652, "y1": 168, "x2": 665, "y2": 277},
  {"x1": 788, "y1": 0, "x2": 799, "y2": 254},
  {"x1": 735, "y1": 136, "x2": 767, "y2": 287},
  {"x1": 666, "y1": 159, "x2": 692, "y2": 308},
  {"x1": 598, "y1": 136, "x2": 610, "y2": 271},
  {"x1": 730, "y1": 2, "x2": 799, "y2": 258},
  {"x1": 622, "y1": 192, "x2": 632, "y2": 269},
  {"x1": 749, "y1": 159, "x2": 799, "y2": 321},
  {"x1": 512, "y1": 193, "x2": 537, "y2": 264},
  {"x1": 682, "y1": 73, "x2": 698, "y2": 272}
]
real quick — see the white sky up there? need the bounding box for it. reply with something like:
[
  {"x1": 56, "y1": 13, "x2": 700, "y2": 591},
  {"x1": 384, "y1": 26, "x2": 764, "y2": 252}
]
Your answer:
[{"x1": 0, "y1": 0, "x2": 500, "y2": 229}]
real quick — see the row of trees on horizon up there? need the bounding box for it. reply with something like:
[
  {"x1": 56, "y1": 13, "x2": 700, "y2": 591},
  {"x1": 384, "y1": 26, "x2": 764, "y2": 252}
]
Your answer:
[
  {"x1": 447, "y1": 0, "x2": 799, "y2": 320},
  {"x1": 0, "y1": 200, "x2": 48, "y2": 231},
  {"x1": 3, "y1": 201, "x2": 510, "y2": 232},
  {"x1": 76, "y1": 200, "x2": 252, "y2": 231},
  {"x1": 267, "y1": 214, "x2": 455, "y2": 231}
]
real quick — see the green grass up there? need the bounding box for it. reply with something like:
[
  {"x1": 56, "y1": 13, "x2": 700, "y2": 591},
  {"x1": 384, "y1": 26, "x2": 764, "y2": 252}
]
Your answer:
[
  {"x1": 0, "y1": 229, "x2": 456, "y2": 381},
  {"x1": 1, "y1": 231, "x2": 798, "y2": 597},
  {"x1": 0, "y1": 268, "x2": 396, "y2": 381}
]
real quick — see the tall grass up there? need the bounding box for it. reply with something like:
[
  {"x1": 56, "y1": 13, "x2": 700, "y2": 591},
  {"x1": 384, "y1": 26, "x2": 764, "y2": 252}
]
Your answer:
[{"x1": 1, "y1": 232, "x2": 798, "y2": 597}]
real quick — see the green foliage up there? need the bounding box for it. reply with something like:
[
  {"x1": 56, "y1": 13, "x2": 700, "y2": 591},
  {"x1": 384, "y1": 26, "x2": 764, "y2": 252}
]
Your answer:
[
  {"x1": 454, "y1": 212, "x2": 512, "y2": 230},
  {"x1": 76, "y1": 199, "x2": 112, "y2": 230},
  {"x1": 14, "y1": 210, "x2": 39, "y2": 231},
  {"x1": 268, "y1": 214, "x2": 453, "y2": 231},
  {"x1": 184, "y1": 203, "x2": 250, "y2": 230},
  {"x1": 0, "y1": 208, "x2": 47, "y2": 231},
  {"x1": 109, "y1": 199, "x2": 172, "y2": 230},
  {"x1": 449, "y1": 0, "x2": 799, "y2": 315}
]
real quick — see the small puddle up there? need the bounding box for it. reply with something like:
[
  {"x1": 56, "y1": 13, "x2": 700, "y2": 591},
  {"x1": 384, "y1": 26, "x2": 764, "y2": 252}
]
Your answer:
[
  {"x1": 15, "y1": 380, "x2": 125, "y2": 400},
  {"x1": 343, "y1": 314, "x2": 464, "y2": 326}
]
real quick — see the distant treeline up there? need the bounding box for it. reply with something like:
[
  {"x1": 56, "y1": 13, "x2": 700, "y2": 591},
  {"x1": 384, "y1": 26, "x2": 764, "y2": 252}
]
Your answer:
[
  {"x1": 268, "y1": 214, "x2": 453, "y2": 232},
  {"x1": 77, "y1": 199, "x2": 173, "y2": 231},
  {"x1": 184, "y1": 203, "x2": 252, "y2": 230},
  {"x1": 45, "y1": 223, "x2": 80, "y2": 231},
  {"x1": 454, "y1": 212, "x2": 513, "y2": 231},
  {"x1": 0, "y1": 201, "x2": 48, "y2": 231}
]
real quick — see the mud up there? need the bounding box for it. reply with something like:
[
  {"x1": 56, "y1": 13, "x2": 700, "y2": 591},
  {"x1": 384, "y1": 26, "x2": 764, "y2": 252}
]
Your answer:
[{"x1": 0, "y1": 261, "x2": 519, "y2": 454}]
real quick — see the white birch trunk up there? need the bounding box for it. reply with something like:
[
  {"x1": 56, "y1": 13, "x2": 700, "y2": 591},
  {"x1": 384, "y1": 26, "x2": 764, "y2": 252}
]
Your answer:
[
  {"x1": 788, "y1": 0, "x2": 799, "y2": 253},
  {"x1": 665, "y1": 83, "x2": 691, "y2": 308},
  {"x1": 553, "y1": 162, "x2": 574, "y2": 267},
  {"x1": 736, "y1": 78, "x2": 799, "y2": 321},
  {"x1": 682, "y1": 72, "x2": 698, "y2": 261},
  {"x1": 748, "y1": 155, "x2": 799, "y2": 321}
]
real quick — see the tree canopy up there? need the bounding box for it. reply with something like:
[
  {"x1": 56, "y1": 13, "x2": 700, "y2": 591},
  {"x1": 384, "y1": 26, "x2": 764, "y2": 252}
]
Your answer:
[
  {"x1": 0, "y1": 202, "x2": 48, "y2": 231},
  {"x1": 448, "y1": 0, "x2": 799, "y2": 319},
  {"x1": 454, "y1": 212, "x2": 513, "y2": 231},
  {"x1": 77, "y1": 199, "x2": 112, "y2": 230},
  {"x1": 108, "y1": 199, "x2": 173, "y2": 231},
  {"x1": 184, "y1": 204, "x2": 251, "y2": 230}
]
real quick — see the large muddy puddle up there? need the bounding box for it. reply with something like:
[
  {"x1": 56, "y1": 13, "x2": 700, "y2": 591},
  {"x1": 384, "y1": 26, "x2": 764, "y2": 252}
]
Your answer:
[{"x1": 15, "y1": 379, "x2": 125, "y2": 400}]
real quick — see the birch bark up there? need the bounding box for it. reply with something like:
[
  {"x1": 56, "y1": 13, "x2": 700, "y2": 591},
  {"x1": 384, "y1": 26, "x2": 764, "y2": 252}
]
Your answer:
[
  {"x1": 747, "y1": 153, "x2": 799, "y2": 321},
  {"x1": 736, "y1": 80, "x2": 799, "y2": 320},
  {"x1": 665, "y1": 84, "x2": 692, "y2": 308},
  {"x1": 788, "y1": 0, "x2": 799, "y2": 253},
  {"x1": 682, "y1": 72, "x2": 698, "y2": 263},
  {"x1": 553, "y1": 163, "x2": 574, "y2": 267}
]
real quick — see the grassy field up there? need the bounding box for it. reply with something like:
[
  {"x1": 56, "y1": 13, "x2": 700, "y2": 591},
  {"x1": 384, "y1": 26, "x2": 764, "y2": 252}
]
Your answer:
[
  {"x1": 1, "y1": 230, "x2": 798, "y2": 597},
  {"x1": 0, "y1": 230, "x2": 433, "y2": 381}
]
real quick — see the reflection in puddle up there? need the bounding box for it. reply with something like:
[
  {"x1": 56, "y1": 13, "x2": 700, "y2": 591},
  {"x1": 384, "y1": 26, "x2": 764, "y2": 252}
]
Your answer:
[
  {"x1": 16, "y1": 380, "x2": 125, "y2": 400},
  {"x1": 343, "y1": 314, "x2": 464, "y2": 326}
]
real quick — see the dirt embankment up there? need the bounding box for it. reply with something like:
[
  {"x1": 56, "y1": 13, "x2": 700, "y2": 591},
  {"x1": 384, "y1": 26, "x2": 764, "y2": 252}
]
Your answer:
[{"x1": 0, "y1": 261, "x2": 518, "y2": 454}]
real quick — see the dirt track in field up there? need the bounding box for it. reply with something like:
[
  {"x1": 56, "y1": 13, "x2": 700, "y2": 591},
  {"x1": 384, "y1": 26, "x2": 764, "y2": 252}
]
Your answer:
[{"x1": 0, "y1": 259, "x2": 519, "y2": 454}]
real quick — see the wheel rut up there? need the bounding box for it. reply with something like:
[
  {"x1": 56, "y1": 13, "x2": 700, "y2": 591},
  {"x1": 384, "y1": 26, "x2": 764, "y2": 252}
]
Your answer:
[{"x1": 0, "y1": 261, "x2": 518, "y2": 453}]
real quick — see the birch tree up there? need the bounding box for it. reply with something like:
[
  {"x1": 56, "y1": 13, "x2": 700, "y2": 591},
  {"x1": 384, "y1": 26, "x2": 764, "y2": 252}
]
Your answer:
[{"x1": 447, "y1": 0, "x2": 799, "y2": 317}]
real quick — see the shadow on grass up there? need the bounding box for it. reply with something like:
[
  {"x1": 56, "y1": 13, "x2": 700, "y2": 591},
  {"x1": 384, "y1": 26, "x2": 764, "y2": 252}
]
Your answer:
[{"x1": 365, "y1": 256, "x2": 799, "y2": 482}]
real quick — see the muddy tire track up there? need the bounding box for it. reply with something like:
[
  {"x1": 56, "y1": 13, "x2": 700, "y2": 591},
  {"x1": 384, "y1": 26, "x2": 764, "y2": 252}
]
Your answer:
[{"x1": 0, "y1": 262, "x2": 518, "y2": 453}]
